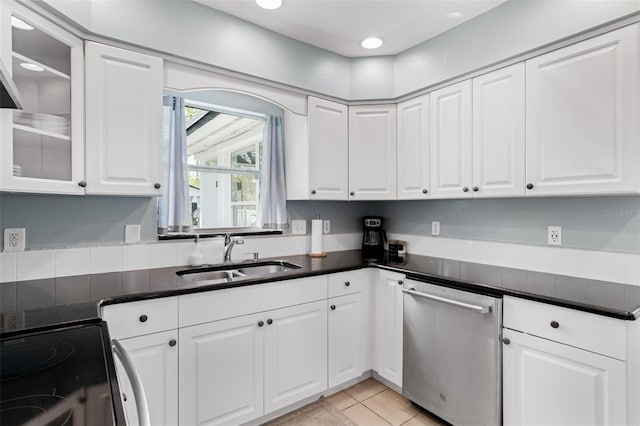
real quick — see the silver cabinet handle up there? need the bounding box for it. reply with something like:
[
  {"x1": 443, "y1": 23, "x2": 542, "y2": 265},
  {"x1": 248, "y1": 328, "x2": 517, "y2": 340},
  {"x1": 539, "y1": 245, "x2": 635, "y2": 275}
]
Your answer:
[
  {"x1": 112, "y1": 339, "x2": 151, "y2": 426},
  {"x1": 402, "y1": 288, "x2": 492, "y2": 314}
]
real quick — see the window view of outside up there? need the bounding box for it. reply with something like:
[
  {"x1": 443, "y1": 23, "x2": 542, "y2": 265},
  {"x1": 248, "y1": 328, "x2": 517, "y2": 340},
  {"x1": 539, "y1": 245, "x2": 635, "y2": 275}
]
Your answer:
[{"x1": 186, "y1": 104, "x2": 264, "y2": 228}]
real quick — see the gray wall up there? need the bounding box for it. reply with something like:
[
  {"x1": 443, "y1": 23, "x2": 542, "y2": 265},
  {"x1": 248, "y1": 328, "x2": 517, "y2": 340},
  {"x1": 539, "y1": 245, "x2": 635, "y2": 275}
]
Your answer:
[{"x1": 370, "y1": 197, "x2": 640, "y2": 253}]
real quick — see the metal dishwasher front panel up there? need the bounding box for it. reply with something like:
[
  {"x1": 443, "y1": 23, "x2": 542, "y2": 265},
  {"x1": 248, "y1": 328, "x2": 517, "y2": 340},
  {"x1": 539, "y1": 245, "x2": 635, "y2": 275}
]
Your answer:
[{"x1": 402, "y1": 279, "x2": 502, "y2": 426}]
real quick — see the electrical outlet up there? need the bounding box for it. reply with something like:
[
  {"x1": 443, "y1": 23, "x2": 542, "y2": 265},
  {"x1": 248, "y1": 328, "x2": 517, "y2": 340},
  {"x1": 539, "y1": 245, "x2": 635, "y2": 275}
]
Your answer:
[
  {"x1": 323, "y1": 220, "x2": 330, "y2": 234},
  {"x1": 4, "y1": 228, "x2": 25, "y2": 252},
  {"x1": 548, "y1": 226, "x2": 562, "y2": 246},
  {"x1": 291, "y1": 220, "x2": 306, "y2": 235},
  {"x1": 432, "y1": 221, "x2": 440, "y2": 236},
  {"x1": 125, "y1": 224, "x2": 141, "y2": 244}
]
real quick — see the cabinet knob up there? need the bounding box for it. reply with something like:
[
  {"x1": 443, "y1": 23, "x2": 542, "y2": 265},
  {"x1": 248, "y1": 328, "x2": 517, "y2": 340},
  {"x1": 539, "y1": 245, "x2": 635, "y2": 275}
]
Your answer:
[
  {"x1": 169, "y1": 339, "x2": 177, "y2": 347},
  {"x1": 344, "y1": 281, "x2": 350, "y2": 287},
  {"x1": 473, "y1": 186, "x2": 479, "y2": 192},
  {"x1": 267, "y1": 319, "x2": 273, "y2": 325},
  {"x1": 422, "y1": 189, "x2": 428, "y2": 194},
  {"x1": 462, "y1": 187, "x2": 469, "y2": 193},
  {"x1": 123, "y1": 393, "x2": 127, "y2": 402},
  {"x1": 350, "y1": 191, "x2": 355, "y2": 196},
  {"x1": 78, "y1": 181, "x2": 87, "y2": 188},
  {"x1": 397, "y1": 279, "x2": 404, "y2": 285},
  {"x1": 550, "y1": 320, "x2": 560, "y2": 329},
  {"x1": 258, "y1": 321, "x2": 264, "y2": 327},
  {"x1": 154, "y1": 183, "x2": 162, "y2": 189},
  {"x1": 502, "y1": 337, "x2": 511, "y2": 345},
  {"x1": 139, "y1": 314, "x2": 148, "y2": 323},
  {"x1": 330, "y1": 305, "x2": 336, "y2": 310},
  {"x1": 311, "y1": 190, "x2": 316, "y2": 195},
  {"x1": 526, "y1": 183, "x2": 534, "y2": 190}
]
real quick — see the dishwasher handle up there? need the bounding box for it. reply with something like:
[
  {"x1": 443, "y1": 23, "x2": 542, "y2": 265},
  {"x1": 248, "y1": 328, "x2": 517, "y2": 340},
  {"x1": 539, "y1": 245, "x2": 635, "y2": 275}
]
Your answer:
[
  {"x1": 402, "y1": 288, "x2": 493, "y2": 314},
  {"x1": 112, "y1": 339, "x2": 151, "y2": 426}
]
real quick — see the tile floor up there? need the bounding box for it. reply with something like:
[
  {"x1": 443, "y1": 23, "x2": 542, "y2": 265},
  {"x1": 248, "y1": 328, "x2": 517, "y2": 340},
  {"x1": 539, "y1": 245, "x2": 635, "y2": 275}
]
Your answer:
[{"x1": 267, "y1": 378, "x2": 447, "y2": 426}]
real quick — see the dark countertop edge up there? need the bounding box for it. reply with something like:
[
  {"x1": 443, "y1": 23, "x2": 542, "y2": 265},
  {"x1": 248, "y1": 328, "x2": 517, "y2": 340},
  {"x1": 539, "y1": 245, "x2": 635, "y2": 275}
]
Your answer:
[
  {"x1": 0, "y1": 317, "x2": 104, "y2": 339},
  {"x1": 158, "y1": 229, "x2": 283, "y2": 240}
]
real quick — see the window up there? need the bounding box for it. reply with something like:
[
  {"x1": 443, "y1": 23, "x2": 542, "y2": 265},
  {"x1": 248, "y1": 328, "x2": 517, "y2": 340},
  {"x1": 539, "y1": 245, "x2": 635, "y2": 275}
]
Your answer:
[{"x1": 185, "y1": 102, "x2": 264, "y2": 229}]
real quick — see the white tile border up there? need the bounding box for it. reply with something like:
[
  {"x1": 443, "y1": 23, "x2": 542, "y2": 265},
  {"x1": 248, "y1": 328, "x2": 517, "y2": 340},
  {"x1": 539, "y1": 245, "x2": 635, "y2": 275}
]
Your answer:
[{"x1": 2, "y1": 233, "x2": 638, "y2": 285}]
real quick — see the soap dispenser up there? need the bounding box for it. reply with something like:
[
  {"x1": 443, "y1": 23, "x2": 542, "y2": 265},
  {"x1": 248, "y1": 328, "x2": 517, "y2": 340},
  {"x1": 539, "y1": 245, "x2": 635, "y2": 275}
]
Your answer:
[{"x1": 189, "y1": 235, "x2": 204, "y2": 266}]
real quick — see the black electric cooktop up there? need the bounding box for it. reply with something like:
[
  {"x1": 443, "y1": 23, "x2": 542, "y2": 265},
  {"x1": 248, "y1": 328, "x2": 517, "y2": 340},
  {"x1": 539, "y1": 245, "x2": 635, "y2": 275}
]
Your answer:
[{"x1": 0, "y1": 320, "x2": 126, "y2": 426}]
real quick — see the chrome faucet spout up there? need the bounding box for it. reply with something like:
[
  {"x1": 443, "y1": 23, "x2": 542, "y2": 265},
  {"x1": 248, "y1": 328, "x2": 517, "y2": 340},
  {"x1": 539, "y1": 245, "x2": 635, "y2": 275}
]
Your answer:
[{"x1": 223, "y1": 233, "x2": 245, "y2": 263}]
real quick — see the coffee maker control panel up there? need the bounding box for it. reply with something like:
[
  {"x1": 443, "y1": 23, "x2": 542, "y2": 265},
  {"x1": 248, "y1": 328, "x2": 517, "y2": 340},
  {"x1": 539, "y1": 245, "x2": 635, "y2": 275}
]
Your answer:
[{"x1": 364, "y1": 217, "x2": 382, "y2": 227}]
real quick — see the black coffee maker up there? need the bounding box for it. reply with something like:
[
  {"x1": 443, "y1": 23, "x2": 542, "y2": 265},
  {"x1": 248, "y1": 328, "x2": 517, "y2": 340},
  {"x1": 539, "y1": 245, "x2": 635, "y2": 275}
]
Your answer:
[{"x1": 362, "y1": 216, "x2": 386, "y2": 260}]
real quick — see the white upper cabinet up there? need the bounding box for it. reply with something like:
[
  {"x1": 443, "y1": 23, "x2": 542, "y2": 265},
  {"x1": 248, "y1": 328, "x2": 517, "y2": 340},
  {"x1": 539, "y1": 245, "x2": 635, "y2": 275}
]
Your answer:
[
  {"x1": 397, "y1": 94, "x2": 430, "y2": 199},
  {"x1": 429, "y1": 80, "x2": 473, "y2": 199},
  {"x1": 472, "y1": 64, "x2": 525, "y2": 198},
  {"x1": 308, "y1": 96, "x2": 349, "y2": 200},
  {"x1": 0, "y1": 2, "x2": 85, "y2": 194},
  {"x1": 525, "y1": 24, "x2": 640, "y2": 196},
  {"x1": 85, "y1": 42, "x2": 163, "y2": 196},
  {"x1": 349, "y1": 104, "x2": 397, "y2": 200}
]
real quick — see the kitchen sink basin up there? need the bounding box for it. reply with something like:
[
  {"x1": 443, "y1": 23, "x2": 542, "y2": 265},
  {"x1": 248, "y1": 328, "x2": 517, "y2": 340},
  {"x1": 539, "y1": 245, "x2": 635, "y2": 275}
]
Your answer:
[{"x1": 177, "y1": 260, "x2": 301, "y2": 285}]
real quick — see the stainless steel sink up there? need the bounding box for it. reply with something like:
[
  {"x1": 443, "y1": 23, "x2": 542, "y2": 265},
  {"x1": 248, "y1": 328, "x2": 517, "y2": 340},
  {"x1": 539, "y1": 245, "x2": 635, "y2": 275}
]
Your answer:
[{"x1": 177, "y1": 260, "x2": 301, "y2": 285}]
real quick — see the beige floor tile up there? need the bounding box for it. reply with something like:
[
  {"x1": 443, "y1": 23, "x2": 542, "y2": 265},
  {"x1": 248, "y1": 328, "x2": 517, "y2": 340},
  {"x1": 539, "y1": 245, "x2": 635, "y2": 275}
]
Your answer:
[
  {"x1": 344, "y1": 378, "x2": 387, "y2": 402},
  {"x1": 362, "y1": 389, "x2": 418, "y2": 426},
  {"x1": 401, "y1": 412, "x2": 447, "y2": 426},
  {"x1": 325, "y1": 391, "x2": 358, "y2": 411},
  {"x1": 343, "y1": 404, "x2": 391, "y2": 426}
]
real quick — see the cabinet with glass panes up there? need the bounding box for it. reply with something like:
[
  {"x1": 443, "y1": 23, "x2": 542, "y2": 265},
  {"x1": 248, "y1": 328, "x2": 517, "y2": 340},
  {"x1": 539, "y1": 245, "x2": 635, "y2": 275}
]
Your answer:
[{"x1": 0, "y1": 1, "x2": 84, "y2": 194}]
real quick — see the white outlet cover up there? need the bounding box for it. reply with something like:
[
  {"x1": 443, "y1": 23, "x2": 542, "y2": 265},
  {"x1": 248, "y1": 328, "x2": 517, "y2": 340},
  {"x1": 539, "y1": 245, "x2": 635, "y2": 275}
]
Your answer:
[
  {"x1": 125, "y1": 224, "x2": 141, "y2": 244},
  {"x1": 323, "y1": 220, "x2": 330, "y2": 234},
  {"x1": 432, "y1": 221, "x2": 441, "y2": 236},
  {"x1": 548, "y1": 226, "x2": 562, "y2": 246},
  {"x1": 291, "y1": 220, "x2": 306, "y2": 235},
  {"x1": 4, "y1": 228, "x2": 25, "y2": 252}
]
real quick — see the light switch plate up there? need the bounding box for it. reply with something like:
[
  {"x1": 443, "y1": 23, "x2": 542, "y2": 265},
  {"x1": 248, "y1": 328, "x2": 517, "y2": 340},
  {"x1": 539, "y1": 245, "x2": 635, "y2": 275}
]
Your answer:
[
  {"x1": 291, "y1": 220, "x2": 306, "y2": 235},
  {"x1": 4, "y1": 228, "x2": 25, "y2": 252},
  {"x1": 431, "y1": 221, "x2": 440, "y2": 236},
  {"x1": 125, "y1": 224, "x2": 141, "y2": 244}
]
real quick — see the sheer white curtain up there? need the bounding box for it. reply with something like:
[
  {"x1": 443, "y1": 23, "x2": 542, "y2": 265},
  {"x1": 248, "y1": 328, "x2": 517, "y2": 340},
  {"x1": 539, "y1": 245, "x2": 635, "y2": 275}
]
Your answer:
[
  {"x1": 259, "y1": 115, "x2": 288, "y2": 229},
  {"x1": 158, "y1": 95, "x2": 192, "y2": 234}
]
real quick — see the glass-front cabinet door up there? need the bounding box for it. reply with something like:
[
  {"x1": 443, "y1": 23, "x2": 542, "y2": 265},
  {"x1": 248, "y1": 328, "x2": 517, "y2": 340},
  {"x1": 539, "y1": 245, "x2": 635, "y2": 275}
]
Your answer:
[{"x1": 0, "y1": 1, "x2": 84, "y2": 194}]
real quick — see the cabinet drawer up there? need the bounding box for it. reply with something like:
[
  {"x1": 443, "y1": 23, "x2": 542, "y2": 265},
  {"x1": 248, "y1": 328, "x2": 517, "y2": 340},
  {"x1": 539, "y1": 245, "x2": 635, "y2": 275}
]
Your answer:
[
  {"x1": 503, "y1": 296, "x2": 626, "y2": 360},
  {"x1": 328, "y1": 270, "x2": 367, "y2": 298},
  {"x1": 179, "y1": 276, "x2": 328, "y2": 327},
  {"x1": 102, "y1": 296, "x2": 178, "y2": 340}
]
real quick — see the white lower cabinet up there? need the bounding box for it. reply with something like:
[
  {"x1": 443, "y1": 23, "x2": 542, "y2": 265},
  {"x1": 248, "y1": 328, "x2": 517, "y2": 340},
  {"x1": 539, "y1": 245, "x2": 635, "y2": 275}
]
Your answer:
[
  {"x1": 373, "y1": 270, "x2": 404, "y2": 388},
  {"x1": 179, "y1": 313, "x2": 264, "y2": 426},
  {"x1": 115, "y1": 330, "x2": 178, "y2": 426},
  {"x1": 503, "y1": 328, "x2": 627, "y2": 426},
  {"x1": 328, "y1": 292, "x2": 366, "y2": 388}
]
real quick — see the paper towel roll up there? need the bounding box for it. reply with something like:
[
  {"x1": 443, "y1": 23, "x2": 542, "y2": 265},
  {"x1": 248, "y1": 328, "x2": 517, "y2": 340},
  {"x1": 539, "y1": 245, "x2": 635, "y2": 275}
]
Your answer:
[{"x1": 311, "y1": 219, "x2": 323, "y2": 254}]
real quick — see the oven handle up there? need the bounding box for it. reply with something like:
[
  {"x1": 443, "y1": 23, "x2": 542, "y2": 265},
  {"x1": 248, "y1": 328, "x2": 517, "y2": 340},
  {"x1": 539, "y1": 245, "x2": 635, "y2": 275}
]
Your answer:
[
  {"x1": 112, "y1": 339, "x2": 151, "y2": 426},
  {"x1": 402, "y1": 288, "x2": 493, "y2": 314}
]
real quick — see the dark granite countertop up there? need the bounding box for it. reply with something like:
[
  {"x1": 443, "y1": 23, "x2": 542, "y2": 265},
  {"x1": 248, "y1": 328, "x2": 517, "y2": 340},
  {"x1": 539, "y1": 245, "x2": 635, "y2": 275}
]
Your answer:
[{"x1": 3, "y1": 249, "x2": 639, "y2": 336}]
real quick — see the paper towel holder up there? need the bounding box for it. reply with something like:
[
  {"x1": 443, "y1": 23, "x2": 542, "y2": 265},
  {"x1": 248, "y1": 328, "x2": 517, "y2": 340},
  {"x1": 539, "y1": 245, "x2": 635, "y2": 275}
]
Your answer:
[
  {"x1": 309, "y1": 215, "x2": 327, "y2": 257},
  {"x1": 308, "y1": 252, "x2": 327, "y2": 258}
]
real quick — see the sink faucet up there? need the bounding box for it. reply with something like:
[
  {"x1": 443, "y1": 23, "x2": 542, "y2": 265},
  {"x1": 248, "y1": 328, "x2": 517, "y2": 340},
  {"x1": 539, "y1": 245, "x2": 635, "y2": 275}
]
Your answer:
[{"x1": 223, "y1": 233, "x2": 245, "y2": 262}]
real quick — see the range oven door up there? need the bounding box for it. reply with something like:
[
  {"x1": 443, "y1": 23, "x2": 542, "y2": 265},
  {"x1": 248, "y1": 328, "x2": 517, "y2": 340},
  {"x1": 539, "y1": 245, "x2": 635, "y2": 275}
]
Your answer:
[{"x1": 402, "y1": 279, "x2": 502, "y2": 426}]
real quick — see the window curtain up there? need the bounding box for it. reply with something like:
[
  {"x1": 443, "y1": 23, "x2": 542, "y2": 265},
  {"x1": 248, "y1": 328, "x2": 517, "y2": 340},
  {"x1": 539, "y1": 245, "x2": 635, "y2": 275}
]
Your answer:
[
  {"x1": 158, "y1": 95, "x2": 191, "y2": 234},
  {"x1": 259, "y1": 115, "x2": 288, "y2": 229}
]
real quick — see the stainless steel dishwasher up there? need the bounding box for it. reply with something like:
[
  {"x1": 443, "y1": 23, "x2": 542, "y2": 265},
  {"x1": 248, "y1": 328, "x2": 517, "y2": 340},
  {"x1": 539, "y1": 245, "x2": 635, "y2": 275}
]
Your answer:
[{"x1": 402, "y1": 279, "x2": 502, "y2": 426}]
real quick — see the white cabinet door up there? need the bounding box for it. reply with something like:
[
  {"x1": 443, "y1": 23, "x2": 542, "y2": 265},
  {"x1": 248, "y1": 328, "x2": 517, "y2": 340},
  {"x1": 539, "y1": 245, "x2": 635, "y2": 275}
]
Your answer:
[
  {"x1": 373, "y1": 270, "x2": 404, "y2": 388},
  {"x1": 308, "y1": 97, "x2": 348, "y2": 200},
  {"x1": 349, "y1": 104, "x2": 397, "y2": 200},
  {"x1": 179, "y1": 313, "x2": 264, "y2": 426},
  {"x1": 503, "y1": 328, "x2": 627, "y2": 426},
  {"x1": 525, "y1": 25, "x2": 640, "y2": 196},
  {"x1": 472, "y1": 64, "x2": 525, "y2": 198},
  {"x1": 85, "y1": 42, "x2": 163, "y2": 196},
  {"x1": 397, "y1": 95, "x2": 430, "y2": 199},
  {"x1": 116, "y1": 330, "x2": 178, "y2": 426},
  {"x1": 264, "y1": 300, "x2": 327, "y2": 413},
  {"x1": 429, "y1": 80, "x2": 473, "y2": 199},
  {"x1": 328, "y1": 293, "x2": 366, "y2": 388}
]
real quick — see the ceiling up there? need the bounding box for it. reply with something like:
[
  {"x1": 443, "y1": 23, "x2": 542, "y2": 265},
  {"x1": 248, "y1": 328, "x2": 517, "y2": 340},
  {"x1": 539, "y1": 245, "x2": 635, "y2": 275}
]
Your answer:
[{"x1": 193, "y1": 0, "x2": 507, "y2": 57}]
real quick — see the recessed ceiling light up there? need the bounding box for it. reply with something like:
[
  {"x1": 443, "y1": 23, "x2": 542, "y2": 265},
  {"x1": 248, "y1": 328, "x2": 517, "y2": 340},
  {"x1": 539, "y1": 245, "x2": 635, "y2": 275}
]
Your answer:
[
  {"x1": 20, "y1": 62, "x2": 44, "y2": 72},
  {"x1": 361, "y1": 37, "x2": 383, "y2": 50},
  {"x1": 11, "y1": 16, "x2": 34, "y2": 30},
  {"x1": 446, "y1": 12, "x2": 464, "y2": 18},
  {"x1": 256, "y1": 0, "x2": 282, "y2": 10}
]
